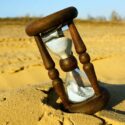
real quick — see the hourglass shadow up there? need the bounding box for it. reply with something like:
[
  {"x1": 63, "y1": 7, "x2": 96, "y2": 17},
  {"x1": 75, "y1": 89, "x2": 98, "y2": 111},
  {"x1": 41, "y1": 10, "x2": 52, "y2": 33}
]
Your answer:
[
  {"x1": 99, "y1": 81, "x2": 125, "y2": 115},
  {"x1": 41, "y1": 81, "x2": 125, "y2": 114},
  {"x1": 41, "y1": 88, "x2": 68, "y2": 112}
]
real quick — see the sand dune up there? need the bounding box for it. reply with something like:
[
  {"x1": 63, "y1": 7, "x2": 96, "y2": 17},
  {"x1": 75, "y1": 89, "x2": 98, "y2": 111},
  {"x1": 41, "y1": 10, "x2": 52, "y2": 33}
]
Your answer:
[{"x1": 0, "y1": 22, "x2": 125, "y2": 124}]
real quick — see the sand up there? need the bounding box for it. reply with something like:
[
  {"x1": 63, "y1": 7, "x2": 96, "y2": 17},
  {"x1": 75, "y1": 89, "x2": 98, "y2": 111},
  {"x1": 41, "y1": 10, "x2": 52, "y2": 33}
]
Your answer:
[
  {"x1": 0, "y1": 84, "x2": 103, "y2": 125},
  {"x1": 0, "y1": 21, "x2": 125, "y2": 125}
]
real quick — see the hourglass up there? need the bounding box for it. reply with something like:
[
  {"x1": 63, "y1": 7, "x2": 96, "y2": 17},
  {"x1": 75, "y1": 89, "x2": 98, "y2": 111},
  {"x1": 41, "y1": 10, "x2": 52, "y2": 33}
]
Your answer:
[{"x1": 25, "y1": 7, "x2": 109, "y2": 114}]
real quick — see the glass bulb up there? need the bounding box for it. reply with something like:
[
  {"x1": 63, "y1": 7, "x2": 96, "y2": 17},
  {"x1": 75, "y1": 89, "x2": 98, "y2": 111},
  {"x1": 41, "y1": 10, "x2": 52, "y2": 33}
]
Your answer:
[
  {"x1": 65, "y1": 68, "x2": 95, "y2": 103},
  {"x1": 42, "y1": 31, "x2": 95, "y2": 103}
]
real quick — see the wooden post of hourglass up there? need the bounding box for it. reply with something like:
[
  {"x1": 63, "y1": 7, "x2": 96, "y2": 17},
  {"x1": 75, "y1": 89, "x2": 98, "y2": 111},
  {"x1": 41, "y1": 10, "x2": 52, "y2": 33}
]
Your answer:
[
  {"x1": 34, "y1": 34, "x2": 70, "y2": 108},
  {"x1": 68, "y1": 21, "x2": 101, "y2": 95}
]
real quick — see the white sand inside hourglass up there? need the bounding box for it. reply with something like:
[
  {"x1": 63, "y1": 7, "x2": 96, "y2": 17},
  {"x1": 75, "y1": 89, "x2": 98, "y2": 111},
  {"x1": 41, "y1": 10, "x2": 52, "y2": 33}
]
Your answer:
[
  {"x1": 65, "y1": 69, "x2": 95, "y2": 103},
  {"x1": 66, "y1": 81, "x2": 94, "y2": 103}
]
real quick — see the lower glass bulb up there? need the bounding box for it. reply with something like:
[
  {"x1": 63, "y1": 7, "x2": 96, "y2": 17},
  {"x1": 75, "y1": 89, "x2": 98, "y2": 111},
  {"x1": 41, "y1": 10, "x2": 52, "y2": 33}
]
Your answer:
[{"x1": 65, "y1": 68, "x2": 95, "y2": 103}]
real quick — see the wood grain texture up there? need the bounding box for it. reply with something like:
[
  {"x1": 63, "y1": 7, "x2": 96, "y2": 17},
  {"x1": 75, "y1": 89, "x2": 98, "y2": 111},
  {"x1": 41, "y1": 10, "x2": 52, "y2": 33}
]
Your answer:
[
  {"x1": 59, "y1": 55, "x2": 78, "y2": 72},
  {"x1": 26, "y1": 7, "x2": 78, "y2": 36}
]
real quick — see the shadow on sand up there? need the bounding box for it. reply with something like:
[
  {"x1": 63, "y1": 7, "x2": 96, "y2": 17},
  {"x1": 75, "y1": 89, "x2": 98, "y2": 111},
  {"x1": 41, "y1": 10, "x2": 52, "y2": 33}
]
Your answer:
[
  {"x1": 99, "y1": 81, "x2": 125, "y2": 115},
  {"x1": 41, "y1": 81, "x2": 125, "y2": 115}
]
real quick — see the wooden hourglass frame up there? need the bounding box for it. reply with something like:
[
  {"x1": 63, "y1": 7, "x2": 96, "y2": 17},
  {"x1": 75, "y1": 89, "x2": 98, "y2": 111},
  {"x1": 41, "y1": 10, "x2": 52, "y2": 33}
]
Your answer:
[{"x1": 25, "y1": 7, "x2": 109, "y2": 114}]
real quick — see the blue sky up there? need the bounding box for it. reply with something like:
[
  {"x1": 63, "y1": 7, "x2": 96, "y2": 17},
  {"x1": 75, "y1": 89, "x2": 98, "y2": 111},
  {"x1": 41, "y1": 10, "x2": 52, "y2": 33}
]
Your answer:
[{"x1": 0, "y1": 0, "x2": 125, "y2": 19}]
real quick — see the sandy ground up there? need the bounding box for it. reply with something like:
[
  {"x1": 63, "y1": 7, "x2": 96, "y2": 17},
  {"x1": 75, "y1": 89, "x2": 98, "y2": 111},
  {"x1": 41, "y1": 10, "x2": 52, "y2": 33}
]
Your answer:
[{"x1": 0, "y1": 21, "x2": 125, "y2": 125}]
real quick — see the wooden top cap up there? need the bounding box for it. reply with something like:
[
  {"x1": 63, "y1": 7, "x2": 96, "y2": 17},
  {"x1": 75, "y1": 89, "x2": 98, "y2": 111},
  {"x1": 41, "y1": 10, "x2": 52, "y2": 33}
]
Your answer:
[{"x1": 25, "y1": 6, "x2": 78, "y2": 36}]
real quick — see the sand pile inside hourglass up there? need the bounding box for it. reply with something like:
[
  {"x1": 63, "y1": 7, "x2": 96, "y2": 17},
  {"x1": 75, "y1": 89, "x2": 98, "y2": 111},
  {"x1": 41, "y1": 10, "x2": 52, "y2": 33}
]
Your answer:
[
  {"x1": 65, "y1": 69, "x2": 94, "y2": 103},
  {"x1": 42, "y1": 31, "x2": 95, "y2": 103}
]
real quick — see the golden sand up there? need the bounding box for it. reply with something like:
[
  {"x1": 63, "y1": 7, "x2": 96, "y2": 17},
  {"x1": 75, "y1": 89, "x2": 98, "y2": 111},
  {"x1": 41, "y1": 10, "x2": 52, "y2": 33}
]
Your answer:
[{"x1": 0, "y1": 21, "x2": 125, "y2": 125}]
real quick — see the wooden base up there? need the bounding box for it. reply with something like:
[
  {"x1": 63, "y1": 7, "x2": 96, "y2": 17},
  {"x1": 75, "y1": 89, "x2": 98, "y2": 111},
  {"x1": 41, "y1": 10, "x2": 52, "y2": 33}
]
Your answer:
[{"x1": 67, "y1": 87, "x2": 109, "y2": 114}]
